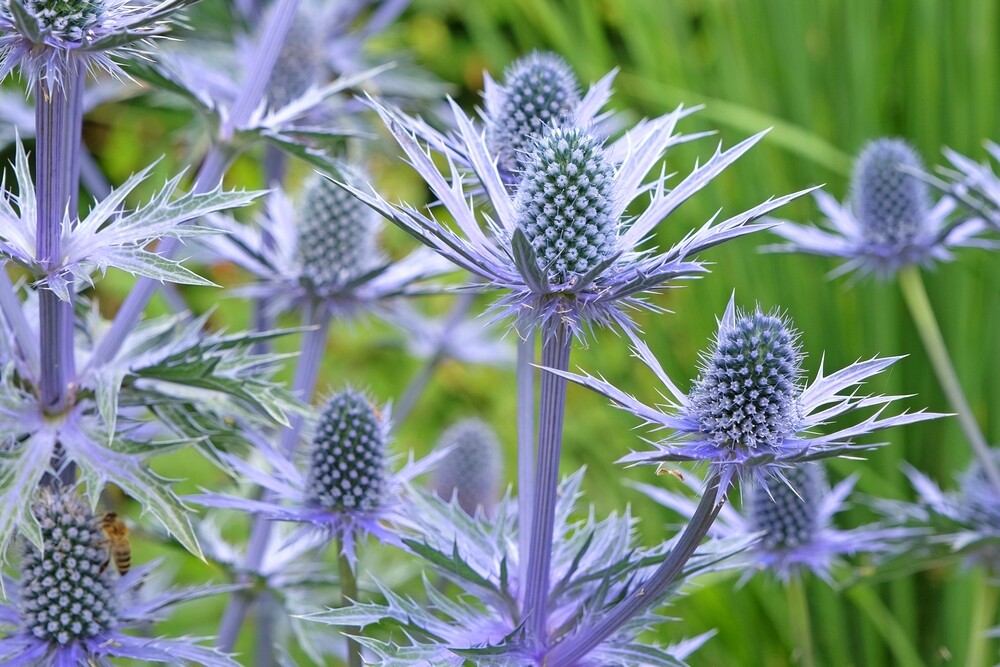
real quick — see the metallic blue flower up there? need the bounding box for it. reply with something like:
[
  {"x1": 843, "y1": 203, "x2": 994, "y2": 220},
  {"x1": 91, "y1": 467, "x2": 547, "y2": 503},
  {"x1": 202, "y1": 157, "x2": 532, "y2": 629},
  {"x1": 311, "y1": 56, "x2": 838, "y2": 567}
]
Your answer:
[
  {"x1": 635, "y1": 463, "x2": 914, "y2": 582},
  {"x1": 431, "y1": 418, "x2": 504, "y2": 515},
  {"x1": 934, "y1": 142, "x2": 1000, "y2": 231},
  {"x1": 0, "y1": 0, "x2": 196, "y2": 89},
  {"x1": 342, "y1": 98, "x2": 810, "y2": 337},
  {"x1": 902, "y1": 455, "x2": 1000, "y2": 570},
  {"x1": 200, "y1": 178, "x2": 449, "y2": 320},
  {"x1": 548, "y1": 295, "x2": 942, "y2": 493},
  {"x1": 767, "y1": 138, "x2": 991, "y2": 279},
  {"x1": 484, "y1": 51, "x2": 581, "y2": 179},
  {"x1": 191, "y1": 390, "x2": 436, "y2": 566},
  {"x1": 0, "y1": 487, "x2": 237, "y2": 666}
]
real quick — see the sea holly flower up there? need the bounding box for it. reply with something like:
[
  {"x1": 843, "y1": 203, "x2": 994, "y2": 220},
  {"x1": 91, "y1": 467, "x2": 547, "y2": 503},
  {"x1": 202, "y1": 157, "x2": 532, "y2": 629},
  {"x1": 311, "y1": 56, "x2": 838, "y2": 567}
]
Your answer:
[
  {"x1": 0, "y1": 0, "x2": 200, "y2": 88},
  {"x1": 0, "y1": 487, "x2": 237, "y2": 666},
  {"x1": 342, "y1": 98, "x2": 810, "y2": 337},
  {"x1": 635, "y1": 463, "x2": 914, "y2": 582},
  {"x1": 932, "y1": 142, "x2": 1000, "y2": 230},
  {"x1": 547, "y1": 296, "x2": 941, "y2": 493},
  {"x1": 431, "y1": 418, "x2": 504, "y2": 515},
  {"x1": 302, "y1": 471, "x2": 736, "y2": 665},
  {"x1": 193, "y1": 389, "x2": 435, "y2": 565},
  {"x1": 200, "y1": 170, "x2": 449, "y2": 320},
  {"x1": 0, "y1": 138, "x2": 263, "y2": 301},
  {"x1": 899, "y1": 454, "x2": 1000, "y2": 571},
  {"x1": 766, "y1": 138, "x2": 992, "y2": 279}
]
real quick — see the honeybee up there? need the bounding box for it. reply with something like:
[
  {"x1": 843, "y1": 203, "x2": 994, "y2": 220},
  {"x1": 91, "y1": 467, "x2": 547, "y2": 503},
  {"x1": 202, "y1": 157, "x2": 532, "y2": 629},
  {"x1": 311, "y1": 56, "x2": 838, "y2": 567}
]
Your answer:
[{"x1": 98, "y1": 512, "x2": 131, "y2": 576}]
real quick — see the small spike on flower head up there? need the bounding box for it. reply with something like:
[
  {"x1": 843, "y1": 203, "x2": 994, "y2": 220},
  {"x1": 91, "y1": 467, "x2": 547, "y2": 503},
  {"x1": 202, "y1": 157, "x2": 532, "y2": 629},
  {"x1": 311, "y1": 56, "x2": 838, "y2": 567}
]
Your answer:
[
  {"x1": 23, "y1": 0, "x2": 103, "y2": 41},
  {"x1": 851, "y1": 138, "x2": 932, "y2": 246},
  {"x1": 957, "y1": 452, "x2": 1000, "y2": 529},
  {"x1": 516, "y1": 127, "x2": 617, "y2": 285},
  {"x1": 297, "y1": 168, "x2": 382, "y2": 294},
  {"x1": 486, "y1": 51, "x2": 581, "y2": 174},
  {"x1": 19, "y1": 488, "x2": 117, "y2": 646},
  {"x1": 690, "y1": 306, "x2": 803, "y2": 456},
  {"x1": 305, "y1": 389, "x2": 389, "y2": 513},
  {"x1": 748, "y1": 464, "x2": 823, "y2": 552},
  {"x1": 431, "y1": 419, "x2": 504, "y2": 515}
]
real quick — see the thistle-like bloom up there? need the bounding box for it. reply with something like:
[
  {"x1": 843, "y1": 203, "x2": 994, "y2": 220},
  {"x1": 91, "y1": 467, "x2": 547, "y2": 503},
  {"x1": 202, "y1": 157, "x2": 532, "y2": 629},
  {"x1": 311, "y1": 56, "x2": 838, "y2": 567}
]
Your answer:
[
  {"x1": 302, "y1": 471, "x2": 734, "y2": 665},
  {"x1": 0, "y1": 0, "x2": 196, "y2": 88},
  {"x1": 767, "y1": 138, "x2": 991, "y2": 278},
  {"x1": 901, "y1": 454, "x2": 1000, "y2": 570},
  {"x1": 193, "y1": 389, "x2": 433, "y2": 564},
  {"x1": 548, "y1": 296, "x2": 940, "y2": 493},
  {"x1": 431, "y1": 418, "x2": 504, "y2": 515},
  {"x1": 636, "y1": 463, "x2": 913, "y2": 582},
  {"x1": 0, "y1": 488, "x2": 236, "y2": 666},
  {"x1": 934, "y1": 142, "x2": 1000, "y2": 230},
  {"x1": 484, "y1": 51, "x2": 581, "y2": 179},
  {"x1": 201, "y1": 171, "x2": 448, "y2": 320},
  {"x1": 343, "y1": 97, "x2": 808, "y2": 337}
]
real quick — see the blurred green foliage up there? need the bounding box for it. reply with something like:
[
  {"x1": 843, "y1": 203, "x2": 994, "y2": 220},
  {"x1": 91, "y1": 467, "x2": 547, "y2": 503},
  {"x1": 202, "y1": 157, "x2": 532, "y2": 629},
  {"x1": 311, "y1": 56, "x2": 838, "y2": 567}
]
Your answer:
[{"x1": 77, "y1": 0, "x2": 1000, "y2": 665}]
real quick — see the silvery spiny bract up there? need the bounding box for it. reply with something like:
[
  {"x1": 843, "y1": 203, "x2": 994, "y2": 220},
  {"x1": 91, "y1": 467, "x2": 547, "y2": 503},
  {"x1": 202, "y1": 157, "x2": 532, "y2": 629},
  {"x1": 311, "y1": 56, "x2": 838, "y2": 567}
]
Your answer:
[
  {"x1": 485, "y1": 51, "x2": 581, "y2": 177},
  {"x1": 306, "y1": 389, "x2": 388, "y2": 513},
  {"x1": 297, "y1": 170, "x2": 383, "y2": 295},
  {"x1": 767, "y1": 137, "x2": 992, "y2": 278},
  {"x1": 935, "y1": 142, "x2": 1000, "y2": 230},
  {"x1": 431, "y1": 418, "x2": 503, "y2": 515},
  {"x1": 550, "y1": 295, "x2": 941, "y2": 493}
]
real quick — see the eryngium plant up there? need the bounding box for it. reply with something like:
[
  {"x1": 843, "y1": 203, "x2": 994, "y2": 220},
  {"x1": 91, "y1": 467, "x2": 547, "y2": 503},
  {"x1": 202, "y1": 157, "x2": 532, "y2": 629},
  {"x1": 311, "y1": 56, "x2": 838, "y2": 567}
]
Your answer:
[{"x1": 431, "y1": 418, "x2": 503, "y2": 515}]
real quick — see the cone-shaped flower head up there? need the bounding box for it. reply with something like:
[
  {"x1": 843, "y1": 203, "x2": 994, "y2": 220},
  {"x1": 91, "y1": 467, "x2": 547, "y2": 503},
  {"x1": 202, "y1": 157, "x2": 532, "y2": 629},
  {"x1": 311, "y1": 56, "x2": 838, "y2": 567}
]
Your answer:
[
  {"x1": 305, "y1": 389, "x2": 388, "y2": 513},
  {"x1": 297, "y1": 170, "x2": 382, "y2": 295},
  {"x1": 431, "y1": 419, "x2": 503, "y2": 515},
  {"x1": 690, "y1": 308, "x2": 802, "y2": 457},
  {"x1": 24, "y1": 0, "x2": 102, "y2": 41},
  {"x1": 19, "y1": 487, "x2": 116, "y2": 645},
  {"x1": 486, "y1": 51, "x2": 581, "y2": 175},
  {"x1": 515, "y1": 127, "x2": 618, "y2": 286},
  {"x1": 748, "y1": 464, "x2": 823, "y2": 552},
  {"x1": 851, "y1": 139, "x2": 931, "y2": 246},
  {"x1": 266, "y1": 10, "x2": 324, "y2": 109}
]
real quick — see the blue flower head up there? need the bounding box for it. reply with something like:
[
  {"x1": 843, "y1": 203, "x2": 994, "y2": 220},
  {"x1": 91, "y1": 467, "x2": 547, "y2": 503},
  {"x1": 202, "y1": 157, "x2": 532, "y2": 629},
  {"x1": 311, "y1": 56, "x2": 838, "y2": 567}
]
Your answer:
[
  {"x1": 747, "y1": 463, "x2": 823, "y2": 553},
  {"x1": 305, "y1": 389, "x2": 388, "y2": 513},
  {"x1": 516, "y1": 128, "x2": 617, "y2": 285},
  {"x1": 431, "y1": 418, "x2": 503, "y2": 515},
  {"x1": 0, "y1": 488, "x2": 237, "y2": 665},
  {"x1": 485, "y1": 51, "x2": 581, "y2": 178},
  {"x1": 766, "y1": 137, "x2": 991, "y2": 279},
  {"x1": 297, "y1": 169, "x2": 383, "y2": 297},
  {"x1": 689, "y1": 308, "x2": 802, "y2": 459},
  {"x1": 266, "y1": 9, "x2": 324, "y2": 110},
  {"x1": 549, "y1": 295, "x2": 942, "y2": 494},
  {"x1": 24, "y1": 0, "x2": 102, "y2": 41}
]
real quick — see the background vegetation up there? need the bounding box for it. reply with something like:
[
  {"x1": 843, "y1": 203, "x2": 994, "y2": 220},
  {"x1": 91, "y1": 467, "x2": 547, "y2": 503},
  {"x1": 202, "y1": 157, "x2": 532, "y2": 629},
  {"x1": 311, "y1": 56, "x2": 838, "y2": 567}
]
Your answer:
[{"x1": 63, "y1": 0, "x2": 1000, "y2": 664}]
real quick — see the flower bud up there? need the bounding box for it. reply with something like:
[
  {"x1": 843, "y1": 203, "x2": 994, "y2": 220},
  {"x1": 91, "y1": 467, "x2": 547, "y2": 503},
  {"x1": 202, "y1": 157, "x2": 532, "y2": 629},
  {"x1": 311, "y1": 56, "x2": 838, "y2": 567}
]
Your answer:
[
  {"x1": 851, "y1": 138, "x2": 931, "y2": 246},
  {"x1": 431, "y1": 419, "x2": 503, "y2": 515},
  {"x1": 748, "y1": 464, "x2": 823, "y2": 552}
]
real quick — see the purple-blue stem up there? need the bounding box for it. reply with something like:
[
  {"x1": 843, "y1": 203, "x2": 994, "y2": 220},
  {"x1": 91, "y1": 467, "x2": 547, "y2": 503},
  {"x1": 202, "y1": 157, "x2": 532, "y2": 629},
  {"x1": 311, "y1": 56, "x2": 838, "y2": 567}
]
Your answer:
[
  {"x1": 392, "y1": 292, "x2": 477, "y2": 430},
  {"x1": 338, "y1": 539, "x2": 363, "y2": 667},
  {"x1": 516, "y1": 331, "x2": 535, "y2": 607},
  {"x1": 89, "y1": 0, "x2": 303, "y2": 371},
  {"x1": 215, "y1": 303, "x2": 332, "y2": 652},
  {"x1": 522, "y1": 322, "x2": 572, "y2": 644},
  {"x1": 544, "y1": 473, "x2": 728, "y2": 666}
]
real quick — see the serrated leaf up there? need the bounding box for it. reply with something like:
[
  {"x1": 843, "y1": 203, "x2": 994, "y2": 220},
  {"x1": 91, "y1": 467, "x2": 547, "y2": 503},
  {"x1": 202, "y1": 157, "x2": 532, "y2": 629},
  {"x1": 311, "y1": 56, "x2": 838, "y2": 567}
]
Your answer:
[
  {"x1": 93, "y1": 367, "x2": 125, "y2": 444},
  {"x1": 115, "y1": 466, "x2": 203, "y2": 560}
]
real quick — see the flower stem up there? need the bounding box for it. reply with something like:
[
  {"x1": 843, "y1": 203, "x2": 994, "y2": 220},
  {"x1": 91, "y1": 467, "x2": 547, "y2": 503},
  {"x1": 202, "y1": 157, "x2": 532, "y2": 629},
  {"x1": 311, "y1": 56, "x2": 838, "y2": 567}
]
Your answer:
[
  {"x1": 787, "y1": 576, "x2": 818, "y2": 667},
  {"x1": 392, "y1": 292, "x2": 477, "y2": 429},
  {"x1": 216, "y1": 305, "x2": 331, "y2": 653},
  {"x1": 90, "y1": 0, "x2": 303, "y2": 370},
  {"x1": 545, "y1": 473, "x2": 728, "y2": 666},
  {"x1": 523, "y1": 321, "x2": 571, "y2": 644},
  {"x1": 338, "y1": 542, "x2": 363, "y2": 667},
  {"x1": 898, "y1": 266, "x2": 1000, "y2": 492},
  {"x1": 516, "y1": 331, "x2": 535, "y2": 607},
  {"x1": 966, "y1": 576, "x2": 998, "y2": 667}
]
